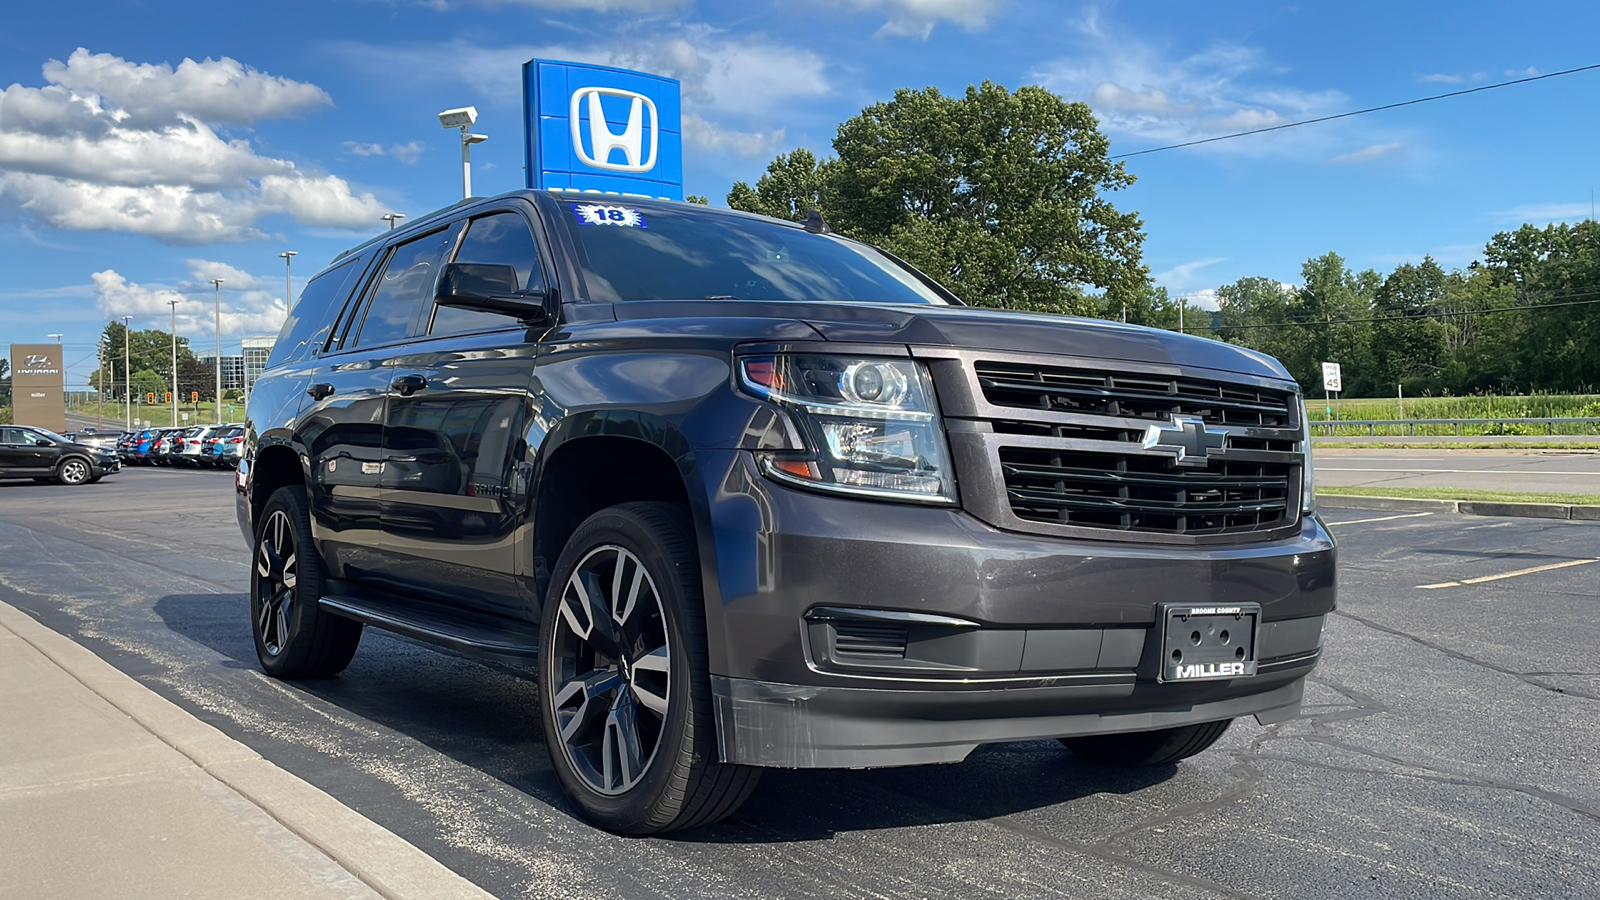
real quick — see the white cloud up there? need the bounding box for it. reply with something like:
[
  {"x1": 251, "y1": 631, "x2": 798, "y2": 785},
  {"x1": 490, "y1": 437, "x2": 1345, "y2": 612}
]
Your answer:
[
  {"x1": 92, "y1": 269, "x2": 288, "y2": 338},
  {"x1": 341, "y1": 139, "x2": 426, "y2": 164},
  {"x1": 682, "y1": 114, "x2": 785, "y2": 157},
  {"x1": 1032, "y1": 12, "x2": 1374, "y2": 157},
  {"x1": 1494, "y1": 202, "x2": 1591, "y2": 224},
  {"x1": 470, "y1": 0, "x2": 682, "y2": 9},
  {"x1": 831, "y1": 0, "x2": 1006, "y2": 39},
  {"x1": 185, "y1": 260, "x2": 263, "y2": 291},
  {"x1": 326, "y1": 28, "x2": 829, "y2": 146},
  {"x1": 42, "y1": 48, "x2": 330, "y2": 128},
  {"x1": 1155, "y1": 257, "x2": 1226, "y2": 289},
  {"x1": 1178, "y1": 288, "x2": 1219, "y2": 311},
  {"x1": 1419, "y1": 73, "x2": 1464, "y2": 84},
  {"x1": 1329, "y1": 142, "x2": 1405, "y2": 165},
  {"x1": 1505, "y1": 66, "x2": 1540, "y2": 78},
  {"x1": 0, "y1": 50, "x2": 387, "y2": 243}
]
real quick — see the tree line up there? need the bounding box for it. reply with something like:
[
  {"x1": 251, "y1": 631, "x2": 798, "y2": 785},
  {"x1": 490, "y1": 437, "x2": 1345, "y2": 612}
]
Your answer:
[{"x1": 725, "y1": 82, "x2": 1598, "y2": 398}]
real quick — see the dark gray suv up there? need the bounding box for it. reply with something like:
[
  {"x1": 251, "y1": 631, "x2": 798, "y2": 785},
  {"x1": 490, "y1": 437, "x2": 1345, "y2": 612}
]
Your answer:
[{"x1": 237, "y1": 190, "x2": 1335, "y2": 833}]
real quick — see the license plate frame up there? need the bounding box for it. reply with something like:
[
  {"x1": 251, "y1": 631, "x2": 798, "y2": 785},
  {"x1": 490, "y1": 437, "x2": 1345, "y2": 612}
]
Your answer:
[{"x1": 1157, "y1": 602, "x2": 1261, "y2": 683}]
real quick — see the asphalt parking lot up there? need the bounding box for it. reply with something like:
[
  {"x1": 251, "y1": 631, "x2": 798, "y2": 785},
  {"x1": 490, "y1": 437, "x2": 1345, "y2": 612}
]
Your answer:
[
  {"x1": 1, "y1": 468, "x2": 1597, "y2": 899},
  {"x1": 1316, "y1": 449, "x2": 1600, "y2": 493}
]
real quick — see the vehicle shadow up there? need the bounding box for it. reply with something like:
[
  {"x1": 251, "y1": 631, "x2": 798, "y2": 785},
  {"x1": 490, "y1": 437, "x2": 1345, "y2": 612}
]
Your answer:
[{"x1": 153, "y1": 591, "x2": 1181, "y2": 841}]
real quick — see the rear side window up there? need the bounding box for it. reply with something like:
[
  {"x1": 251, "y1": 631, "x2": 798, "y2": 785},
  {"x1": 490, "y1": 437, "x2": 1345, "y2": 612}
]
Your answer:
[
  {"x1": 429, "y1": 213, "x2": 547, "y2": 338},
  {"x1": 354, "y1": 226, "x2": 462, "y2": 348},
  {"x1": 267, "y1": 256, "x2": 364, "y2": 368}
]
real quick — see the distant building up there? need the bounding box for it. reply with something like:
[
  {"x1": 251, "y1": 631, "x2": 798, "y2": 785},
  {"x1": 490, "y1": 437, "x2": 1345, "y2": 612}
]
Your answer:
[
  {"x1": 196, "y1": 350, "x2": 246, "y2": 390},
  {"x1": 242, "y1": 335, "x2": 275, "y2": 387}
]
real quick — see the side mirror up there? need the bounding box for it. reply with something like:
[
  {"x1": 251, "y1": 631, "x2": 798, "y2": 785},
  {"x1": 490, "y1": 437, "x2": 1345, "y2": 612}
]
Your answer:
[
  {"x1": 436, "y1": 263, "x2": 551, "y2": 326},
  {"x1": 36, "y1": 439, "x2": 52, "y2": 447}
]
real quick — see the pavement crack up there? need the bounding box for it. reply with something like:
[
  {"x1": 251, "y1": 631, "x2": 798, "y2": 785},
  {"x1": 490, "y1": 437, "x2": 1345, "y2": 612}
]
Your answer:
[{"x1": 1332, "y1": 609, "x2": 1600, "y2": 700}]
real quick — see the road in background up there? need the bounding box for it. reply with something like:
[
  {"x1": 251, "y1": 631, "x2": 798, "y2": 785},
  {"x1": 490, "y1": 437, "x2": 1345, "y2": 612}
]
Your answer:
[
  {"x1": 1, "y1": 471, "x2": 1596, "y2": 898},
  {"x1": 1316, "y1": 448, "x2": 1600, "y2": 493}
]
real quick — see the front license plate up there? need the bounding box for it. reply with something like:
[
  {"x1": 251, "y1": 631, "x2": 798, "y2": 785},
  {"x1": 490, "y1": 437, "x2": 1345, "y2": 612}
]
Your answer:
[{"x1": 1158, "y1": 602, "x2": 1261, "y2": 683}]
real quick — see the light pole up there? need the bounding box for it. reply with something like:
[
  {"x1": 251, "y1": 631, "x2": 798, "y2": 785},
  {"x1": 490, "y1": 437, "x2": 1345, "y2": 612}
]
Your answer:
[
  {"x1": 211, "y1": 278, "x2": 224, "y2": 424},
  {"x1": 48, "y1": 333, "x2": 62, "y2": 343},
  {"x1": 122, "y1": 316, "x2": 132, "y2": 428},
  {"x1": 167, "y1": 299, "x2": 181, "y2": 427},
  {"x1": 438, "y1": 107, "x2": 487, "y2": 199},
  {"x1": 280, "y1": 251, "x2": 297, "y2": 309},
  {"x1": 382, "y1": 213, "x2": 406, "y2": 230},
  {"x1": 97, "y1": 336, "x2": 106, "y2": 429}
]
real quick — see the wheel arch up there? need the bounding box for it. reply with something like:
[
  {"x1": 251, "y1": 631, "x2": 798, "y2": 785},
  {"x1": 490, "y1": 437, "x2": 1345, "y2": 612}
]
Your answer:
[{"x1": 248, "y1": 439, "x2": 306, "y2": 537}]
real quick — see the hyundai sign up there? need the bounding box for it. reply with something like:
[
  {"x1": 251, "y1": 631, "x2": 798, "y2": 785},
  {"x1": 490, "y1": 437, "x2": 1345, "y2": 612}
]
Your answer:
[{"x1": 524, "y1": 60, "x2": 683, "y2": 200}]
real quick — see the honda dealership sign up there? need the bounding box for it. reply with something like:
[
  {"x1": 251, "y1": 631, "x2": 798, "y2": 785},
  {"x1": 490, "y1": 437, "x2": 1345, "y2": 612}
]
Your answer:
[
  {"x1": 523, "y1": 60, "x2": 683, "y2": 200},
  {"x1": 9, "y1": 343, "x2": 65, "y2": 432}
]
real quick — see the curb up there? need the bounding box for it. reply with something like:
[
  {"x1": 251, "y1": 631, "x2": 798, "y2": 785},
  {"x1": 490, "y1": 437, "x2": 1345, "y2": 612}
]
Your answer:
[
  {"x1": 1317, "y1": 494, "x2": 1600, "y2": 521},
  {"x1": 0, "y1": 601, "x2": 495, "y2": 900}
]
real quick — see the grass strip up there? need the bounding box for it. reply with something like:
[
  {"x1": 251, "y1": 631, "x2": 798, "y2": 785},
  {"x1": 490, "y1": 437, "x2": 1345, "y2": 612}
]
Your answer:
[{"x1": 1317, "y1": 486, "x2": 1600, "y2": 505}]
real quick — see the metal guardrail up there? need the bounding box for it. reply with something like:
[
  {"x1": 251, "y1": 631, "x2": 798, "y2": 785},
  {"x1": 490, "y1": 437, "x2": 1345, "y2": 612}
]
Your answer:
[{"x1": 1309, "y1": 417, "x2": 1600, "y2": 436}]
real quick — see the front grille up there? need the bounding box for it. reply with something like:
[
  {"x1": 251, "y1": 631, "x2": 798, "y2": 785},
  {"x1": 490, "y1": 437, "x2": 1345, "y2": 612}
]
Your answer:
[
  {"x1": 976, "y1": 361, "x2": 1295, "y2": 429},
  {"x1": 832, "y1": 621, "x2": 908, "y2": 659},
  {"x1": 942, "y1": 354, "x2": 1304, "y2": 543},
  {"x1": 1000, "y1": 448, "x2": 1293, "y2": 535}
]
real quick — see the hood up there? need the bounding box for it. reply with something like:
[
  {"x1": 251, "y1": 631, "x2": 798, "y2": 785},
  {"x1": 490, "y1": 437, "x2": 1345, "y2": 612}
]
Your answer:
[{"x1": 610, "y1": 300, "x2": 1291, "y2": 381}]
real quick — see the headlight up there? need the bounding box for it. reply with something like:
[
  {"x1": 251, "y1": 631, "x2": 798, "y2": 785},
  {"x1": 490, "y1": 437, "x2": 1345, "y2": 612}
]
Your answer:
[
  {"x1": 739, "y1": 354, "x2": 957, "y2": 505},
  {"x1": 1299, "y1": 395, "x2": 1316, "y2": 513}
]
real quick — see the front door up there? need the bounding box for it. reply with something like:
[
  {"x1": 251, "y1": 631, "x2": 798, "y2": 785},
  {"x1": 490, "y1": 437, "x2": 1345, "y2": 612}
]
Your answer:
[{"x1": 375, "y1": 210, "x2": 550, "y2": 617}]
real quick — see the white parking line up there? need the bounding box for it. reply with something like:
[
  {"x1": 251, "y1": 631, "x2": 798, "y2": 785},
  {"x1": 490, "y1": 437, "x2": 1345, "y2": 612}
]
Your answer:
[
  {"x1": 1418, "y1": 558, "x2": 1600, "y2": 590},
  {"x1": 1330, "y1": 512, "x2": 1436, "y2": 526}
]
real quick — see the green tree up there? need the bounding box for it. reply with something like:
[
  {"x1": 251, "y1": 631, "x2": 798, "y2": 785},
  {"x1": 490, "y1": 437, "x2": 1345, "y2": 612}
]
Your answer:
[
  {"x1": 726, "y1": 149, "x2": 830, "y2": 222},
  {"x1": 100, "y1": 320, "x2": 194, "y2": 398},
  {"x1": 1214, "y1": 276, "x2": 1299, "y2": 367},
  {"x1": 1371, "y1": 257, "x2": 1449, "y2": 391},
  {"x1": 729, "y1": 82, "x2": 1146, "y2": 314}
]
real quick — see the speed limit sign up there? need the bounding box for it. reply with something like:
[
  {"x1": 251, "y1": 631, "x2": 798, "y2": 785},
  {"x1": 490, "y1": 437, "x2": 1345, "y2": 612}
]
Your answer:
[{"x1": 1321, "y1": 362, "x2": 1342, "y2": 393}]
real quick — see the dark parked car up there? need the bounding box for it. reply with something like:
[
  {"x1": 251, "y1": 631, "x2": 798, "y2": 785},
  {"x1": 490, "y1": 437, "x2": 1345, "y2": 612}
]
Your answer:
[
  {"x1": 237, "y1": 190, "x2": 1334, "y2": 834},
  {"x1": 0, "y1": 425, "x2": 120, "y2": 485}
]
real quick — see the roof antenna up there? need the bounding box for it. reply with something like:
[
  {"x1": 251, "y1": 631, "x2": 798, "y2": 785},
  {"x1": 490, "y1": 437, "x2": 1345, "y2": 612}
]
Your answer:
[{"x1": 804, "y1": 209, "x2": 831, "y2": 234}]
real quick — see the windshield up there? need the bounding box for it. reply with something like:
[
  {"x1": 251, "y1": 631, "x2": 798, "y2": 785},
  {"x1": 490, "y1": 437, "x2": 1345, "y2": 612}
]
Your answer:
[
  {"x1": 554, "y1": 201, "x2": 954, "y2": 306},
  {"x1": 29, "y1": 427, "x2": 70, "y2": 444}
]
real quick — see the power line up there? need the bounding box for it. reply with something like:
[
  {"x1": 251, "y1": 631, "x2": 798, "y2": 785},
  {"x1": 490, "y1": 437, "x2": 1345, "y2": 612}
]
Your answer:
[{"x1": 1111, "y1": 62, "x2": 1600, "y2": 160}]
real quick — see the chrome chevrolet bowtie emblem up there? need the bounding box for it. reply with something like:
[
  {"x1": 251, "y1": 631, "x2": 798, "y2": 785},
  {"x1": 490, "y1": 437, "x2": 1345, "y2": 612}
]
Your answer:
[{"x1": 1143, "y1": 415, "x2": 1228, "y2": 467}]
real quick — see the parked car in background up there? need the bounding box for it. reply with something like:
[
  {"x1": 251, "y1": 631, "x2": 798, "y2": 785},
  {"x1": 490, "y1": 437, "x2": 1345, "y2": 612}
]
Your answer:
[
  {"x1": 63, "y1": 429, "x2": 122, "y2": 452},
  {"x1": 126, "y1": 429, "x2": 157, "y2": 464},
  {"x1": 150, "y1": 429, "x2": 186, "y2": 465},
  {"x1": 207, "y1": 426, "x2": 245, "y2": 468},
  {"x1": 0, "y1": 425, "x2": 120, "y2": 485},
  {"x1": 174, "y1": 425, "x2": 226, "y2": 466}
]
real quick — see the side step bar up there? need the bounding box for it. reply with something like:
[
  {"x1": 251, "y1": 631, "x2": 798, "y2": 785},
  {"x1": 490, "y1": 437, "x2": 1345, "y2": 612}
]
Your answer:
[{"x1": 320, "y1": 593, "x2": 541, "y2": 662}]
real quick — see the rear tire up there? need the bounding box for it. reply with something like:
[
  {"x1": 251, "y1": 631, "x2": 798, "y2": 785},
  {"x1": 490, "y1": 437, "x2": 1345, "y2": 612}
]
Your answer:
[
  {"x1": 539, "y1": 502, "x2": 759, "y2": 834},
  {"x1": 251, "y1": 485, "x2": 362, "y2": 678},
  {"x1": 1060, "y1": 719, "x2": 1233, "y2": 766}
]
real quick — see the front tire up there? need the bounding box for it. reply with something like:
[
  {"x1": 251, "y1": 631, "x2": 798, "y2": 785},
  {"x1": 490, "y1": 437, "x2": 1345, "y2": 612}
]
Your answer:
[
  {"x1": 539, "y1": 502, "x2": 758, "y2": 834},
  {"x1": 1060, "y1": 719, "x2": 1234, "y2": 766},
  {"x1": 57, "y1": 457, "x2": 92, "y2": 485},
  {"x1": 251, "y1": 486, "x2": 363, "y2": 678}
]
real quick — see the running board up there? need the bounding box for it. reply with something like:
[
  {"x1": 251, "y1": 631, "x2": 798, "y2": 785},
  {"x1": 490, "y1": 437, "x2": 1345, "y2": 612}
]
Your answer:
[{"x1": 319, "y1": 593, "x2": 541, "y2": 661}]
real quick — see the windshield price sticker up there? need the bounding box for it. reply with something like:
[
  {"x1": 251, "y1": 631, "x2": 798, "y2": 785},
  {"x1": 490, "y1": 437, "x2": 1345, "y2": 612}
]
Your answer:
[{"x1": 572, "y1": 203, "x2": 647, "y2": 228}]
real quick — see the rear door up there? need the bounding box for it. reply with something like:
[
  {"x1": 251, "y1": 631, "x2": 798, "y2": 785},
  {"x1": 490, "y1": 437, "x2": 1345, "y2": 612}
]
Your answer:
[
  {"x1": 376, "y1": 207, "x2": 551, "y2": 617},
  {"x1": 0, "y1": 427, "x2": 46, "y2": 474},
  {"x1": 303, "y1": 224, "x2": 465, "y2": 585}
]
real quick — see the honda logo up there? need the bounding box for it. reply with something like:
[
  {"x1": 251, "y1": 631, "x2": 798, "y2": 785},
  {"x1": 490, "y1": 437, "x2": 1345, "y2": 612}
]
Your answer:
[{"x1": 570, "y1": 87, "x2": 658, "y2": 173}]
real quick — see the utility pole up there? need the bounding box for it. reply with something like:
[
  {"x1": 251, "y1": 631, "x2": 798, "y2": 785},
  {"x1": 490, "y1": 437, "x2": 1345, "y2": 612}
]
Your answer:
[
  {"x1": 211, "y1": 278, "x2": 224, "y2": 424},
  {"x1": 122, "y1": 316, "x2": 132, "y2": 428},
  {"x1": 97, "y1": 336, "x2": 105, "y2": 429},
  {"x1": 167, "y1": 299, "x2": 181, "y2": 428}
]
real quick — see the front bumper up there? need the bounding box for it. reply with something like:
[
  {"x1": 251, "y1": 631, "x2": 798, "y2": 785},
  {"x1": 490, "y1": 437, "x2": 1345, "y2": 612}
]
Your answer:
[{"x1": 699, "y1": 449, "x2": 1335, "y2": 768}]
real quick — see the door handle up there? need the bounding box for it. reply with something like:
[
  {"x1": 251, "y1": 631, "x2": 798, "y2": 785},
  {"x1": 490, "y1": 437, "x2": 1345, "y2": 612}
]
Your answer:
[
  {"x1": 307, "y1": 382, "x2": 335, "y2": 401},
  {"x1": 391, "y1": 374, "x2": 428, "y2": 396}
]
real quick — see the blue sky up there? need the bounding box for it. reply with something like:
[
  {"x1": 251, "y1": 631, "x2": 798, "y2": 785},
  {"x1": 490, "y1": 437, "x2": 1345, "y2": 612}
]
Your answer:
[{"x1": 4, "y1": 0, "x2": 1600, "y2": 388}]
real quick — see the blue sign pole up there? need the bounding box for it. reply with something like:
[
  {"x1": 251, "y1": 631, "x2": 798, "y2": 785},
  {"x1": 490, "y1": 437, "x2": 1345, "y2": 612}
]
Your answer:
[{"x1": 524, "y1": 60, "x2": 683, "y2": 201}]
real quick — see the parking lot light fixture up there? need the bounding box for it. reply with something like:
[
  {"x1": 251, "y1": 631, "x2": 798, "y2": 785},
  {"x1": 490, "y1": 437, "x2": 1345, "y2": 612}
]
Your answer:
[
  {"x1": 382, "y1": 213, "x2": 405, "y2": 230},
  {"x1": 122, "y1": 316, "x2": 133, "y2": 428},
  {"x1": 211, "y1": 279, "x2": 224, "y2": 425},
  {"x1": 48, "y1": 333, "x2": 63, "y2": 343},
  {"x1": 438, "y1": 107, "x2": 486, "y2": 199},
  {"x1": 280, "y1": 251, "x2": 297, "y2": 312},
  {"x1": 167, "y1": 299, "x2": 181, "y2": 427}
]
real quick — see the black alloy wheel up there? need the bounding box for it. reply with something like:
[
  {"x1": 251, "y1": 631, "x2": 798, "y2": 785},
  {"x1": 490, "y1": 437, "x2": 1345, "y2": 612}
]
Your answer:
[
  {"x1": 549, "y1": 543, "x2": 673, "y2": 796},
  {"x1": 539, "y1": 503, "x2": 759, "y2": 834},
  {"x1": 57, "y1": 457, "x2": 92, "y2": 485},
  {"x1": 250, "y1": 486, "x2": 362, "y2": 678}
]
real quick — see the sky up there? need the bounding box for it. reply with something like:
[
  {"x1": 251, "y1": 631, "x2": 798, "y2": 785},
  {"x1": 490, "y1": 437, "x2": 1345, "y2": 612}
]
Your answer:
[{"x1": 4, "y1": 0, "x2": 1600, "y2": 389}]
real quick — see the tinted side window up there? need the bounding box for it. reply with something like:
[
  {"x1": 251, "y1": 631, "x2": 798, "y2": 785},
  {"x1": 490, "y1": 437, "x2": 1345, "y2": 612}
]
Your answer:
[
  {"x1": 355, "y1": 227, "x2": 462, "y2": 348},
  {"x1": 267, "y1": 256, "x2": 363, "y2": 368},
  {"x1": 429, "y1": 213, "x2": 546, "y2": 338},
  {"x1": 0, "y1": 428, "x2": 23, "y2": 444}
]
